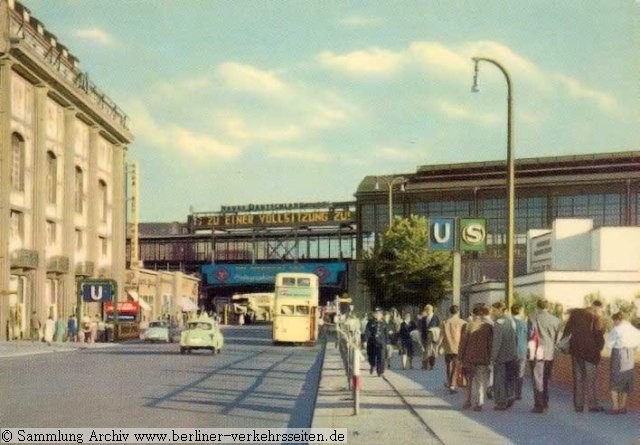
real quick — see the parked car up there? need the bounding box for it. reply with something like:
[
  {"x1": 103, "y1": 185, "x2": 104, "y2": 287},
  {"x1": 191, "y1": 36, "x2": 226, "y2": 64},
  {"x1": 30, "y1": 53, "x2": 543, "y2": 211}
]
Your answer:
[
  {"x1": 143, "y1": 320, "x2": 171, "y2": 343},
  {"x1": 180, "y1": 318, "x2": 224, "y2": 354}
]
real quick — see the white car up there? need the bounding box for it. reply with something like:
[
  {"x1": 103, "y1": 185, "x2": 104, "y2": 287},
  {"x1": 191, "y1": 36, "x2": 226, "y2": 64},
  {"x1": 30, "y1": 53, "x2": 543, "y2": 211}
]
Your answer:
[{"x1": 143, "y1": 320, "x2": 172, "y2": 343}]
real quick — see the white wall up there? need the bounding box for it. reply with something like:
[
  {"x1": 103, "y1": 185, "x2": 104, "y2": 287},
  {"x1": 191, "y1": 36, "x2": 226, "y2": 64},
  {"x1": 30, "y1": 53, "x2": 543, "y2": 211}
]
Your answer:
[
  {"x1": 592, "y1": 227, "x2": 640, "y2": 272},
  {"x1": 514, "y1": 271, "x2": 640, "y2": 310},
  {"x1": 551, "y1": 219, "x2": 593, "y2": 271}
]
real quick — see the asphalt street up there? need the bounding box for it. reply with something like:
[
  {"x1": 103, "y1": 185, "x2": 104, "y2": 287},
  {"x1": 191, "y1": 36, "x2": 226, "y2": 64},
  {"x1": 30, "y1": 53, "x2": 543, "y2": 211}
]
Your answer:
[{"x1": 0, "y1": 325, "x2": 323, "y2": 428}]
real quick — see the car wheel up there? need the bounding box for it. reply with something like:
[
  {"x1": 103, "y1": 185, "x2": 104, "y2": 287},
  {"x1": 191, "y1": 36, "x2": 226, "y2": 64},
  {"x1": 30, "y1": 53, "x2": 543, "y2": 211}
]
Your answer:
[
  {"x1": 216, "y1": 348, "x2": 221, "y2": 354},
  {"x1": 211, "y1": 347, "x2": 216, "y2": 355},
  {"x1": 180, "y1": 347, "x2": 185, "y2": 354}
]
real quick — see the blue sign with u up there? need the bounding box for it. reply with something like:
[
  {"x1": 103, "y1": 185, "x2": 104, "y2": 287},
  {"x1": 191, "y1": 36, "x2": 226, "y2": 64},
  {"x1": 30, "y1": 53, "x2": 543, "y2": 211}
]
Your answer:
[
  {"x1": 429, "y1": 218, "x2": 456, "y2": 251},
  {"x1": 82, "y1": 281, "x2": 114, "y2": 303}
]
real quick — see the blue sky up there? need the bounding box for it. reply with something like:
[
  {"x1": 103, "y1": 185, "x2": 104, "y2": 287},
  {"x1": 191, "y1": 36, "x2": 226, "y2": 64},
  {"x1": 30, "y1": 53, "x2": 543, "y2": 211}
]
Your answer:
[{"x1": 25, "y1": 0, "x2": 639, "y2": 221}]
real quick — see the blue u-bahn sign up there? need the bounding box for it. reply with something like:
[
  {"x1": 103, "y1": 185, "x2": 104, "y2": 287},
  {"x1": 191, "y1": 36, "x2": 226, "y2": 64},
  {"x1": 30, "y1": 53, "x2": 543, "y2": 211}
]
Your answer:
[
  {"x1": 202, "y1": 262, "x2": 346, "y2": 286},
  {"x1": 81, "y1": 280, "x2": 116, "y2": 303}
]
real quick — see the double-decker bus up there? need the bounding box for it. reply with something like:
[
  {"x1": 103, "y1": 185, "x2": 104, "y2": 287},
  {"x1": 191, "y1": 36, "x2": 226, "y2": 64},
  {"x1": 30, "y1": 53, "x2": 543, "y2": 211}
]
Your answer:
[{"x1": 272, "y1": 273, "x2": 319, "y2": 344}]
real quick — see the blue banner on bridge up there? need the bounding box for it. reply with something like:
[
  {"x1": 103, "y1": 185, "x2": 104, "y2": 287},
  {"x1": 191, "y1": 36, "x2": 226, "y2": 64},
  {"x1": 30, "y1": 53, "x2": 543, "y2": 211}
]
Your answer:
[{"x1": 202, "y1": 262, "x2": 347, "y2": 286}]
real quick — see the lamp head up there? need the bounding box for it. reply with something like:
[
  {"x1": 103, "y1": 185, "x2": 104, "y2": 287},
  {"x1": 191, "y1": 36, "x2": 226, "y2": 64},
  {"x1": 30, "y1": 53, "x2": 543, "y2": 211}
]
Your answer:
[
  {"x1": 374, "y1": 177, "x2": 380, "y2": 191},
  {"x1": 471, "y1": 58, "x2": 480, "y2": 93},
  {"x1": 400, "y1": 181, "x2": 406, "y2": 192}
]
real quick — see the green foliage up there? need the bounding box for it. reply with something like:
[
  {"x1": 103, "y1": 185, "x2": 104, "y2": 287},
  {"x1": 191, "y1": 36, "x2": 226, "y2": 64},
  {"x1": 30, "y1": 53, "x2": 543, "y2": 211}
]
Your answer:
[{"x1": 360, "y1": 215, "x2": 452, "y2": 309}]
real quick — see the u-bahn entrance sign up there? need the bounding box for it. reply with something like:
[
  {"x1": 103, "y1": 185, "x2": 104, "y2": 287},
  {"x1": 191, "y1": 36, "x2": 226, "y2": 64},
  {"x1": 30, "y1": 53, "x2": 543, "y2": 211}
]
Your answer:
[{"x1": 428, "y1": 218, "x2": 487, "y2": 252}]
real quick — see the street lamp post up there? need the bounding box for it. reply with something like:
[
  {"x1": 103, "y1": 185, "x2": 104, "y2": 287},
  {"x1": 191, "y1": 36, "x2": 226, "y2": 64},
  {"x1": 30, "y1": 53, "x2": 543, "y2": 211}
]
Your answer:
[
  {"x1": 375, "y1": 176, "x2": 407, "y2": 228},
  {"x1": 471, "y1": 56, "x2": 515, "y2": 308}
]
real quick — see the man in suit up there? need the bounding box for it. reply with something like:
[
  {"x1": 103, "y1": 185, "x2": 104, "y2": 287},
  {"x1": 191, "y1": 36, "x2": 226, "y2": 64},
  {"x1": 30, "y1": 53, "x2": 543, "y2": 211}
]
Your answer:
[
  {"x1": 491, "y1": 301, "x2": 518, "y2": 410},
  {"x1": 561, "y1": 300, "x2": 606, "y2": 412},
  {"x1": 365, "y1": 307, "x2": 390, "y2": 377},
  {"x1": 442, "y1": 305, "x2": 467, "y2": 393},
  {"x1": 528, "y1": 299, "x2": 560, "y2": 413},
  {"x1": 419, "y1": 304, "x2": 440, "y2": 370}
]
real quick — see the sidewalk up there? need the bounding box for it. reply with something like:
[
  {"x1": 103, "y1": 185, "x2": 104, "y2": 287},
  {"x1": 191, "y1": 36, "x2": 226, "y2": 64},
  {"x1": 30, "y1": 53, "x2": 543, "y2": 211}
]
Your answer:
[
  {"x1": 0, "y1": 340, "x2": 118, "y2": 358},
  {"x1": 313, "y1": 343, "x2": 640, "y2": 445}
]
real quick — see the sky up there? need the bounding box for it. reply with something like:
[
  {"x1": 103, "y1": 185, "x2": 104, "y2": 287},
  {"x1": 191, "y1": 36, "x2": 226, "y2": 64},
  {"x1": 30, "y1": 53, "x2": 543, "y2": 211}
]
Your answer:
[{"x1": 24, "y1": 0, "x2": 640, "y2": 222}]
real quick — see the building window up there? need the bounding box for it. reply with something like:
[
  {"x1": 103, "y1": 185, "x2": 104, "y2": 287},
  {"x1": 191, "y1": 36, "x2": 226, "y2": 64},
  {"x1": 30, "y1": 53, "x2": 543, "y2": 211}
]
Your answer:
[
  {"x1": 75, "y1": 167, "x2": 84, "y2": 213},
  {"x1": 11, "y1": 133, "x2": 25, "y2": 192},
  {"x1": 10, "y1": 211, "x2": 24, "y2": 244},
  {"x1": 46, "y1": 151, "x2": 57, "y2": 204},
  {"x1": 46, "y1": 220, "x2": 56, "y2": 246},
  {"x1": 98, "y1": 180, "x2": 108, "y2": 222},
  {"x1": 99, "y1": 236, "x2": 108, "y2": 257},
  {"x1": 75, "y1": 229, "x2": 83, "y2": 251},
  {"x1": 555, "y1": 193, "x2": 622, "y2": 227}
]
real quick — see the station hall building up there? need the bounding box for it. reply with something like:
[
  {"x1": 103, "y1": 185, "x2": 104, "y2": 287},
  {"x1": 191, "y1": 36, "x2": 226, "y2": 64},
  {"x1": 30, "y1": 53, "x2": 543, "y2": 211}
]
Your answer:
[{"x1": 353, "y1": 150, "x2": 640, "y2": 311}]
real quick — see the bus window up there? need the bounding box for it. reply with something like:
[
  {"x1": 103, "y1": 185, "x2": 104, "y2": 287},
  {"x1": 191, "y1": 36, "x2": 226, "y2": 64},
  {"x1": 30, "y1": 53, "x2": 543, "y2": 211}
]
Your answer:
[
  {"x1": 297, "y1": 278, "x2": 311, "y2": 287},
  {"x1": 283, "y1": 277, "x2": 296, "y2": 286},
  {"x1": 296, "y1": 305, "x2": 310, "y2": 315},
  {"x1": 280, "y1": 305, "x2": 294, "y2": 315}
]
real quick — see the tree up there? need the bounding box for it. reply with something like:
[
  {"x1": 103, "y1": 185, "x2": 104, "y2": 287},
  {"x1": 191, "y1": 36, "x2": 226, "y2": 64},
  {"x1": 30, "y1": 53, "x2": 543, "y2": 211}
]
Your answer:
[{"x1": 360, "y1": 215, "x2": 452, "y2": 309}]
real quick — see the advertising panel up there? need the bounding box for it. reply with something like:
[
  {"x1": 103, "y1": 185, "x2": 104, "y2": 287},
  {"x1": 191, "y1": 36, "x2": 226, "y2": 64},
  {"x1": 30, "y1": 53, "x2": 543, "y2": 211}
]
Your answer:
[{"x1": 202, "y1": 262, "x2": 346, "y2": 286}]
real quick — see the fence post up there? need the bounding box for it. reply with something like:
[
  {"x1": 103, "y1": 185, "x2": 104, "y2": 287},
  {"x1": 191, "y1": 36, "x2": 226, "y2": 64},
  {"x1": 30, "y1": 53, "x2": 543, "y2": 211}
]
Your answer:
[{"x1": 353, "y1": 345, "x2": 360, "y2": 415}]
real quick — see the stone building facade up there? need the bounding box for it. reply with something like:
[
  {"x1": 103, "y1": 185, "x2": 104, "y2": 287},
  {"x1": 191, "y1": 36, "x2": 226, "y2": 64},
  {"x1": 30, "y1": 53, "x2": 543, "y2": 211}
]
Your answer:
[{"x1": 0, "y1": 0, "x2": 133, "y2": 340}]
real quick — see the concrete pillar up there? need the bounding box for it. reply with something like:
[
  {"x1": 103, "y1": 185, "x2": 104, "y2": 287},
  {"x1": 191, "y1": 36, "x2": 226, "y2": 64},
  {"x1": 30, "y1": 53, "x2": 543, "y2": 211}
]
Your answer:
[
  {"x1": 0, "y1": 60, "x2": 13, "y2": 340},
  {"x1": 61, "y1": 107, "x2": 77, "y2": 319},
  {"x1": 84, "y1": 127, "x2": 100, "y2": 317},
  {"x1": 32, "y1": 85, "x2": 49, "y2": 321},
  {"x1": 111, "y1": 144, "x2": 126, "y2": 304}
]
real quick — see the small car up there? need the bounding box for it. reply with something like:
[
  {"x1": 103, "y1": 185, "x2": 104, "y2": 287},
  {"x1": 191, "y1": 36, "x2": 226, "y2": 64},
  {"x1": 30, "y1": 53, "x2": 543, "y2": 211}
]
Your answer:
[
  {"x1": 180, "y1": 318, "x2": 224, "y2": 354},
  {"x1": 143, "y1": 320, "x2": 171, "y2": 343}
]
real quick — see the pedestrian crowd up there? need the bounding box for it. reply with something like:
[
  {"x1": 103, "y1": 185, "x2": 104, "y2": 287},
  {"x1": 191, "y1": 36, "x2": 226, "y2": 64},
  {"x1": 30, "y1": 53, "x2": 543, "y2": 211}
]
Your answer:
[
  {"x1": 28, "y1": 311, "x2": 113, "y2": 345},
  {"x1": 357, "y1": 298, "x2": 640, "y2": 415}
]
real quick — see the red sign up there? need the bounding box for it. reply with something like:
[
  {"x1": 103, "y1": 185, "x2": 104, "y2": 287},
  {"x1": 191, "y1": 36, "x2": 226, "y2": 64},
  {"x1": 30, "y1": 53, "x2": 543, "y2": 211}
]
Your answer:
[{"x1": 104, "y1": 301, "x2": 139, "y2": 313}]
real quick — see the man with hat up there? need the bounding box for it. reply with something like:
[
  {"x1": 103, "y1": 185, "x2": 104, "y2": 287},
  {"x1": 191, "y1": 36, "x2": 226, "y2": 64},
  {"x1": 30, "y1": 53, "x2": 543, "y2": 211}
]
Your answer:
[{"x1": 364, "y1": 307, "x2": 390, "y2": 377}]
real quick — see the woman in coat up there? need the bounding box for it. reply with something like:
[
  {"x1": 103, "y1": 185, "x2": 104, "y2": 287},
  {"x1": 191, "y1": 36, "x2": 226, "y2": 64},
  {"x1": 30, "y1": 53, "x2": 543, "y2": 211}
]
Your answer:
[{"x1": 398, "y1": 312, "x2": 418, "y2": 369}]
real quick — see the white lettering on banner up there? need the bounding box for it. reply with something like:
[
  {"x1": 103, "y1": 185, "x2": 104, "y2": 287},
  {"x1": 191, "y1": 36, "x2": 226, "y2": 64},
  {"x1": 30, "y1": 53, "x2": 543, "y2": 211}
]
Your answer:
[
  {"x1": 461, "y1": 223, "x2": 485, "y2": 245},
  {"x1": 432, "y1": 222, "x2": 452, "y2": 243},
  {"x1": 0, "y1": 428, "x2": 348, "y2": 444}
]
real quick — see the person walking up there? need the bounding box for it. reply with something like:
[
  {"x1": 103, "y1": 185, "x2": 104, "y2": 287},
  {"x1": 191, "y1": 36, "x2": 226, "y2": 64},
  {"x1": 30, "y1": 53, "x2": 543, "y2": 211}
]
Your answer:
[
  {"x1": 364, "y1": 307, "x2": 390, "y2": 377},
  {"x1": 44, "y1": 315, "x2": 55, "y2": 346},
  {"x1": 442, "y1": 305, "x2": 467, "y2": 393},
  {"x1": 459, "y1": 305, "x2": 493, "y2": 412},
  {"x1": 30, "y1": 311, "x2": 41, "y2": 343},
  {"x1": 384, "y1": 311, "x2": 397, "y2": 369},
  {"x1": 67, "y1": 314, "x2": 77, "y2": 342},
  {"x1": 54, "y1": 317, "x2": 66, "y2": 343},
  {"x1": 606, "y1": 311, "x2": 640, "y2": 414},
  {"x1": 511, "y1": 303, "x2": 528, "y2": 401},
  {"x1": 490, "y1": 301, "x2": 518, "y2": 410},
  {"x1": 398, "y1": 312, "x2": 417, "y2": 370},
  {"x1": 528, "y1": 299, "x2": 560, "y2": 413},
  {"x1": 419, "y1": 304, "x2": 441, "y2": 370},
  {"x1": 97, "y1": 316, "x2": 106, "y2": 343},
  {"x1": 561, "y1": 300, "x2": 606, "y2": 413}
]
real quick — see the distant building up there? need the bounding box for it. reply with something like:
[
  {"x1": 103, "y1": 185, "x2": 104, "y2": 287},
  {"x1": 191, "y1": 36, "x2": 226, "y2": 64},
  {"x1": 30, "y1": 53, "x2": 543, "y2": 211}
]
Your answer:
[
  {"x1": 1, "y1": 0, "x2": 133, "y2": 340},
  {"x1": 463, "y1": 219, "x2": 640, "y2": 313}
]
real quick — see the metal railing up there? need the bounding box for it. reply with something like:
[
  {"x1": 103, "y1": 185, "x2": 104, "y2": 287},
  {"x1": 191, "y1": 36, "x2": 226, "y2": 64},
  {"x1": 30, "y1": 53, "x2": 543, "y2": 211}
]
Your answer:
[{"x1": 333, "y1": 316, "x2": 363, "y2": 415}]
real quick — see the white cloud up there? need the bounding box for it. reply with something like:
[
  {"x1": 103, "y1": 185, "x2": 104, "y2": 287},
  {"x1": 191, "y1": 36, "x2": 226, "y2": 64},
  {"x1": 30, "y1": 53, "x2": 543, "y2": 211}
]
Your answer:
[
  {"x1": 128, "y1": 101, "x2": 241, "y2": 159},
  {"x1": 217, "y1": 62, "x2": 289, "y2": 96},
  {"x1": 339, "y1": 15, "x2": 383, "y2": 28},
  {"x1": 268, "y1": 147, "x2": 330, "y2": 162},
  {"x1": 220, "y1": 113, "x2": 303, "y2": 143},
  {"x1": 317, "y1": 48, "x2": 404, "y2": 76},
  {"x1": 376, "y1": 146, "x2": 423, "y2": 161},
  {"x1": 74, "y1": 28, "x2": 115, "y2": 46},
  {"x1": 318, "y1": 40, "x2": 617, "y2": 114},
  {"x1": 433, "y1": 99, "x2": 501, "y2": 126},
  {"x1": 151, "y1": 76, "x2": 213, "y2": 100},
  {"x1": 554, "y1": 74, "x2": 617, "y2": 113}
]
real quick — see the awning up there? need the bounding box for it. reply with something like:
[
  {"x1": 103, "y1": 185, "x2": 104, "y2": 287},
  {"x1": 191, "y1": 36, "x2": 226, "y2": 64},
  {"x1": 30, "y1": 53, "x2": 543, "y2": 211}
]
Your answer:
[
  {"x1": 179, "y1": 296, "x2": 198, "y2": 312},
  {"x1": 127, "y1": 290, "x2": 152, "y2": 312}
]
